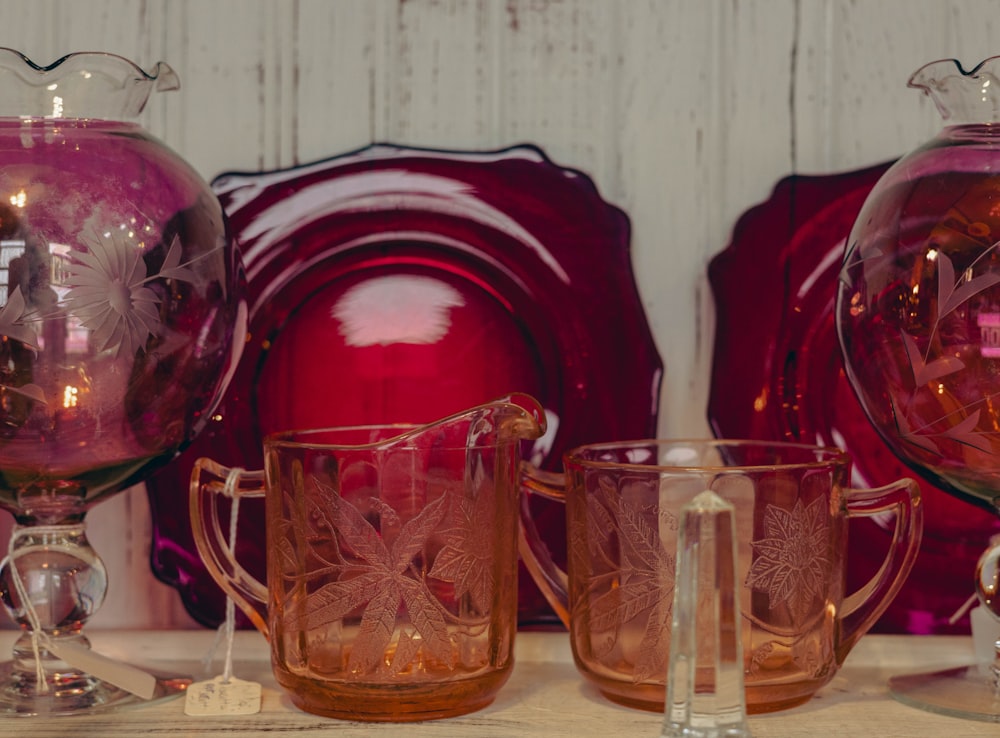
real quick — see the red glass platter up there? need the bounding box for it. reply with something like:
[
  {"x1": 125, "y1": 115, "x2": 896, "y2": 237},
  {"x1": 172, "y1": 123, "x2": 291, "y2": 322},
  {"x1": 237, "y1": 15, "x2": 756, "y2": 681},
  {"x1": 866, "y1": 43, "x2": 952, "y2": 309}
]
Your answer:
[
  {"x1": 708, "y1": 162, "x2": 1000, "y2": 634},
  {"x1": 144, "y1": 143, "x2": 663, "y2": 627}
]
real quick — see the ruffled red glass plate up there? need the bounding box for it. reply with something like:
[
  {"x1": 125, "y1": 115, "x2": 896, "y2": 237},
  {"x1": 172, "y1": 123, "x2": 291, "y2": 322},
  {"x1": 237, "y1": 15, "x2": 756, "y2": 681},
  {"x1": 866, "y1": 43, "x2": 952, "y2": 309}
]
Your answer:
[
  {"x1": 145, "y1": 143, "x2": 662, "y2": 627},
  {"x1": 709, "y1": 162, "x2": 1000, "y2": 634}
]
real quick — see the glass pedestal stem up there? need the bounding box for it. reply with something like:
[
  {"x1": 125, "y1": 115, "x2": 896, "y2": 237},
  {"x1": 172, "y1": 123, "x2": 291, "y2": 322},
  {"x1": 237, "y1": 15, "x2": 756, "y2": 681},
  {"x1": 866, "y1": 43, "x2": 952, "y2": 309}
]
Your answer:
[
  {"x1": 0, "y1": 519, "x2": 118, "y2": 713},
  {"x1": 0, "y1": 513, "x2": 192, "y2": 715},
  {"x1": 887, "y1": 531, "x2": 1000, "y2": 722}
]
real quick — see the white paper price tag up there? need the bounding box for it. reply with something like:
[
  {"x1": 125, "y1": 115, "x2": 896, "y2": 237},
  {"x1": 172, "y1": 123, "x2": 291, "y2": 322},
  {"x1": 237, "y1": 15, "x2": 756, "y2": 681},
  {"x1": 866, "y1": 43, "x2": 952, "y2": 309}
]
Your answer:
[
  {"x1": 46, "y1": 639, "x2": 158, "y2": 700},
  {"x1": 184, "y1": 675, "x2": 262, "y2": 716}
]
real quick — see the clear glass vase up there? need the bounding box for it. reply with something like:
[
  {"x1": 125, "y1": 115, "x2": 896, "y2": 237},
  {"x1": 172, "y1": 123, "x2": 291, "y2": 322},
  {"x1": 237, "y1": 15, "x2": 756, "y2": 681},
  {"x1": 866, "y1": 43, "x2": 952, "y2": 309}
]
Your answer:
[
  {"x1": 837, "y1": 54, "x2": 1000, "y2": 722},
  {"x1": 0, "y1": 49, "x2": 246, "y2": 715}
]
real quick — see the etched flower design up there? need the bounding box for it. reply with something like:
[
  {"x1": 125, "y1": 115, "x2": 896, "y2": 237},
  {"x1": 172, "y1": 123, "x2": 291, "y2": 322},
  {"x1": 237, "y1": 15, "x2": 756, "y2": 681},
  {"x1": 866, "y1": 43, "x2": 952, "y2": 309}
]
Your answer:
[
  {"x1": 888, "y1": 248, "x2": 1000, "y2": 455},
  {"x1": 62, "y1": 230, "x2": 196, "y2": 357},
  {"x1": 0, "y1": 286, "x2": 45, "y2": 405},
  {"x1": 0, "y1": 286, "x2": 40, "y2": 348},
  {"x1": 293, "y1": 489, "x2": 457, "y2": 676},
  {"x1": 745, "y1": 496, "x2": 830, "y2": 620}
]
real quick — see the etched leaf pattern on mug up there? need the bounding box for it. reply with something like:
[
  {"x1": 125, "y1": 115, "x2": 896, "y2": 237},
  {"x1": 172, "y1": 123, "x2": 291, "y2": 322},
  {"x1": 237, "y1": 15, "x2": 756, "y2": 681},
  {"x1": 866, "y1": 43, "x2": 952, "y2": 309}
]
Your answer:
[
  {"x1": 574, "y1": 477, "x2": 676, "y2": 683},
  {"x1": 281, "y1": 483, "x2": 496, "y2": 677},
  {"x1": 745, "y1": 496, "x2": 831, "y2": 620},
  {"x1": 426, "y1": 483, "x2": 496, "y2": 613}
]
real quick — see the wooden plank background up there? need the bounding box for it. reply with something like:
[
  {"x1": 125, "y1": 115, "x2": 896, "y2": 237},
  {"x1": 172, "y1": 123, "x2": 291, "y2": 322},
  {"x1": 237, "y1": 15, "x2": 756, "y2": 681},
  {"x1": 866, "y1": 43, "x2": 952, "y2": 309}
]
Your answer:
[{"x1": 0, "y1": 0, "x2": 997, "y2": 628}]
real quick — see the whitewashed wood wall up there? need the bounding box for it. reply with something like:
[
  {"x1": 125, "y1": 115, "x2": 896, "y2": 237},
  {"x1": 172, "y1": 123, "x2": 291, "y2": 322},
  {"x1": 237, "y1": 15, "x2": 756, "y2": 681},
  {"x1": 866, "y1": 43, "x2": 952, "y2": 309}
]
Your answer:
[{"x1": 1, "y1": 0, "x2": 998, "y2": 628}]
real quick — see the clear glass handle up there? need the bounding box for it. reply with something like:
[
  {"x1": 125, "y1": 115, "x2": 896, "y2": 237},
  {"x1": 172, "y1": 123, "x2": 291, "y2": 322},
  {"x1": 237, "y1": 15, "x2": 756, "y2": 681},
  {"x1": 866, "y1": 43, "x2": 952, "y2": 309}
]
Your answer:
[
  {"x1": 661, "y1": 490, "x2": 753, "y2": 738},
  {"x1": 838, "y1": 478, "x2": 922, "y2": 663},
  {"x1": 189, "y1": 458, "x2": 268, "y2": 636},
  {"x1": 517, "y1": 463, "x2": 571, "y2": 625}
]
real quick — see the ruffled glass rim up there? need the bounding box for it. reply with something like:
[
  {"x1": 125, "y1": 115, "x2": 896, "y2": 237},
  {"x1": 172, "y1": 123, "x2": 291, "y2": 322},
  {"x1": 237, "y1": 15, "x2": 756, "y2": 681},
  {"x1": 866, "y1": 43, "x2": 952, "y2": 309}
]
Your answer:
[
  {"x1": 0, "y1": 47, "x2": 178, "y2": 119},
  {"x1": 908, "y1": 55, "x2": 1000, "y2": 124}
]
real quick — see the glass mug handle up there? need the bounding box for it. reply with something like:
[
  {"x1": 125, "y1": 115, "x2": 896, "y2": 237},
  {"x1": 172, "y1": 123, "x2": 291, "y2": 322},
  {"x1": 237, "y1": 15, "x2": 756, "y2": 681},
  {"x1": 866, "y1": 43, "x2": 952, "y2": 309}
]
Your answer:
[
  {"x1": 189, "y1": 458, "x2": 270, "y2": 637},
  {"x1": 518, "y1": 464, "x2": 572, "y2": 626},
  {"x1": 837, "y1": 477, "x2": 922, "y2": 663}
]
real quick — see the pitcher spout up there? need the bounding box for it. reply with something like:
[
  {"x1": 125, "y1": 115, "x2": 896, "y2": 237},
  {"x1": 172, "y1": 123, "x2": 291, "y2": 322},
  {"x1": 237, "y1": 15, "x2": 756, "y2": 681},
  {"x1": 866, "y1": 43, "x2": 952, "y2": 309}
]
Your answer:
[{"x1": 472, "y1": 392, "x2": 547, "y2": 443}]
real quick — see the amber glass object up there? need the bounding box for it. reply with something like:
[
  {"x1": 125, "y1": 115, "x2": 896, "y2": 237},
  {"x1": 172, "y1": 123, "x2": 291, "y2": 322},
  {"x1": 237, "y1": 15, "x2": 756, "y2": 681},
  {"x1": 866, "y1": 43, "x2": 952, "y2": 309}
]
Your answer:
[
  {"x1": 519, "y1": 439, "x2": 922, "y2": 713},
  {"x1": 191, "y1": 396, "x2": 544, "y2": 722}
]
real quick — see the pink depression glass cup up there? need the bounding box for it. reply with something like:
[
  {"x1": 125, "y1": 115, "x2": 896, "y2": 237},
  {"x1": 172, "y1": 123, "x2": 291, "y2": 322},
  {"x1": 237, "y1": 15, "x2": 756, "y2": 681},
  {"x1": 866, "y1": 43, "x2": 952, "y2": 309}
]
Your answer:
[
  {"x1": 190, "y1": 395, "x2": 544, "y2": 722},
  {"x1": 519, "y1": 439, "x2": 923, "y2": 713}
]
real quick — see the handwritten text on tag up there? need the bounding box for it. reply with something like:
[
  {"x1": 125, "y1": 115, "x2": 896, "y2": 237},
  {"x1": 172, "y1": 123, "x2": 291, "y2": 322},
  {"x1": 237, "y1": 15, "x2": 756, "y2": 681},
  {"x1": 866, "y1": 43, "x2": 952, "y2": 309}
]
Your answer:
[{"x1": 184, "y1": 675, "x2": 262, "y2": 716}]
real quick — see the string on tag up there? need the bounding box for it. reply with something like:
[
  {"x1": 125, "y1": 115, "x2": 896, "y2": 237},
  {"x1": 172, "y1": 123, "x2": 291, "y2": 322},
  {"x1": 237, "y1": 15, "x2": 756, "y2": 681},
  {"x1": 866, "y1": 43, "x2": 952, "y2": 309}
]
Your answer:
[
  {"x1": 221, "y1": 468, "x2": 242, "y2": 683},
  {"x1": 1, "y1": 523, "x2": 163, "y2": 700},
  {"x1": 948, "y1": 593, "x2": 978, "y2": 626},
  {"x1": 201, "y1": 467, "x2": 243, "y2": 682},
  {"x1": 187, "y1": 466, "x2": 262, "y2": 717},
  {"x1": 1, "y1": 523, "x2": 81, "y2": 694}
]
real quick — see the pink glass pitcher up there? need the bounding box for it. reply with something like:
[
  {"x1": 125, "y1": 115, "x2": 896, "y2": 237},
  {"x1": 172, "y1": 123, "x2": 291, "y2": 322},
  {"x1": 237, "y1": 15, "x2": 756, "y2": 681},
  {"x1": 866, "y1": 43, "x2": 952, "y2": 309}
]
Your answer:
[{"x1": 190, "y1": 394, "x2": 545, "y2": 722}]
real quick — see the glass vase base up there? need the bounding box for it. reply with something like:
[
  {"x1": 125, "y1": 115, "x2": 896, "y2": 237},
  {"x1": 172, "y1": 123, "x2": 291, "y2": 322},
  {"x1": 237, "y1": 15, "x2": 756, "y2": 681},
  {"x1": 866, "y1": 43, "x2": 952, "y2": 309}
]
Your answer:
[
  {"x1": 0, "y1": 660, "x2": 190, "y2": 717},
  {"x1": 888, "y1": 664, "x2": 1000, "y2": 723}
]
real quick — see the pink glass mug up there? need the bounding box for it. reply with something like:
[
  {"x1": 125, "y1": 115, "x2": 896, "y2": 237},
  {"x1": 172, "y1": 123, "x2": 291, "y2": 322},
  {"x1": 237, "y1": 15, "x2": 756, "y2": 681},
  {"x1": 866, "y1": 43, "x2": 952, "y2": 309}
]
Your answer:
[
  {"x1": 518, "y1": 439, "x2": 923, "y2": 713},
  {"x1": 190, "y1": 395, "x2": 544, "y2": 722}
]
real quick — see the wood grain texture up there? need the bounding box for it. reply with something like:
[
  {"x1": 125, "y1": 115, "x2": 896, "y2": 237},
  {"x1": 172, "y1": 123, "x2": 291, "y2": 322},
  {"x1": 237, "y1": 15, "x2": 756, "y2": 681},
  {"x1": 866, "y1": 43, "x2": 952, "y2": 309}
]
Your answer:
[
  {"x1": 0, "y1": 0, "x2": 996, "y2": 627},
  {"x1": 2, "y1": 631, "x2": 994, "y2": 737}
]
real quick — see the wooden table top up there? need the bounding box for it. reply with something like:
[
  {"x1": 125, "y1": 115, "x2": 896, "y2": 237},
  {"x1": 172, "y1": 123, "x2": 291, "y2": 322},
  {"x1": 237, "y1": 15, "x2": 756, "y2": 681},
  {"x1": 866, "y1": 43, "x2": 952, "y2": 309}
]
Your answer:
[{"x1": 1, "y1": 629, "x2": 997, "y2": 737}]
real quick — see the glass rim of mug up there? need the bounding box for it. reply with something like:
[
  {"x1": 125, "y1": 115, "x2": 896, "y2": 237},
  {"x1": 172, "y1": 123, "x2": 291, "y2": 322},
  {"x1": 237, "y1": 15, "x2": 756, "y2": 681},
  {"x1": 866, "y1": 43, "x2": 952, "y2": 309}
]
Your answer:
[
  {"x1": 563, "y1": 438, "x2": 851, "y2": 472},
  {"x1": 262, "y1": 423, "x2": 507, "y2": 451}
]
